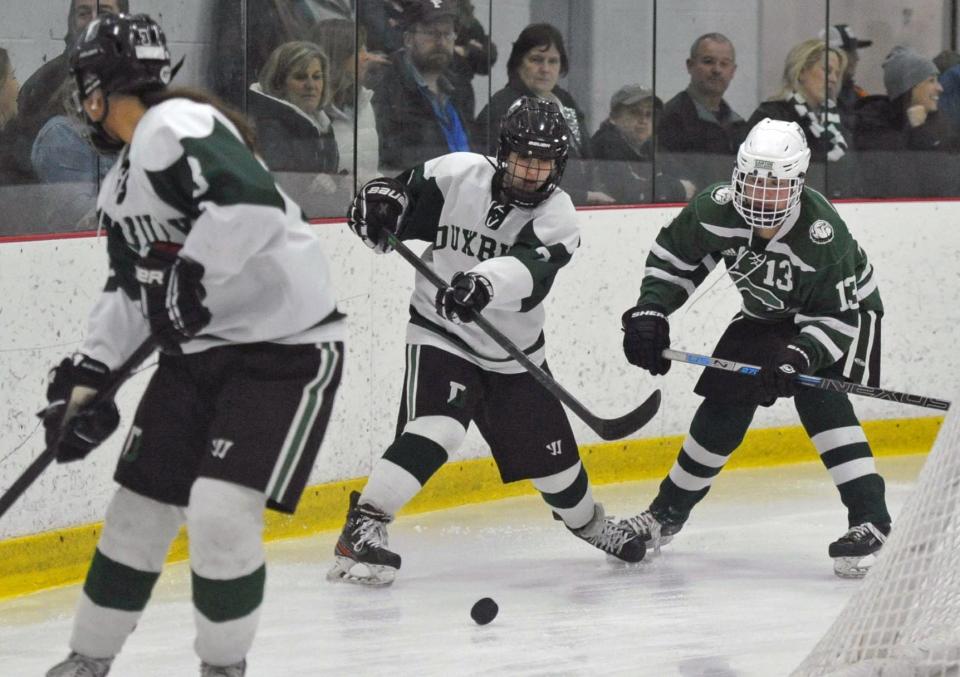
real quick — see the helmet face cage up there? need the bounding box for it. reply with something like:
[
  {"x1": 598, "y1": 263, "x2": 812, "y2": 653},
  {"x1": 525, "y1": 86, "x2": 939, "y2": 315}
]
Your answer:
[
  {"x1": 496, "y1": 97, "x2": 569, "y2": 208},
  {"x1": 732, "y1": 118, "x2": 811, "y2": 230},
  {"x1": 732, "y1": 169, "x2": 804, "y2": 230}
]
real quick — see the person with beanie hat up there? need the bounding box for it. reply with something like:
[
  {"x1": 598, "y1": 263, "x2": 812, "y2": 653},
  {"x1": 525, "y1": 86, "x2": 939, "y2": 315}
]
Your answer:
[
  {"x1": 882, "y1": 46, "x2": 940, "y2": 103},
  {"x1": 854, "y1": 46, "x2": 958, "y2": 197}
]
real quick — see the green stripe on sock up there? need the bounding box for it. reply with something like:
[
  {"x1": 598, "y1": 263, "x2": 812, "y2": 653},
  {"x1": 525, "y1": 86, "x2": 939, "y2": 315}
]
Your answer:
[
  {"x1": 540, "y1": 466, "x2": 589, "y2": 509},
  {"x1": 382, "y1": 432, "x2": 448, "y2": 486},
  {"x1": 192, "y1": 564, "x2": 266, "y2": 623},
  {"x1": 83, "y1": 548, "x2": 160, "y2": 612}
]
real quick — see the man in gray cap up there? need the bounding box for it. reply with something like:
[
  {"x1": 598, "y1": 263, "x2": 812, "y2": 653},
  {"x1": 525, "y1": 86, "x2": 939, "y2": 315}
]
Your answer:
[{"x1": 591, "y1": 84, "x2": 692, "y2": 203}]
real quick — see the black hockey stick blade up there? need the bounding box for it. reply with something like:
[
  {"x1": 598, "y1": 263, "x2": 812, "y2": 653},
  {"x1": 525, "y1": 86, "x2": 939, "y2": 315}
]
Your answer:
[
  {"x1": 591, "y1": 389, "x2": 661, "y2": 441},
  {"x1": 663, "y1": 348, "x2": 951, "y2": 411},
  {"x1": 385, "y1": 232, "x2": 661, "y2": 440},
  {"x1": 0, "y1": 337, "x2": 157, "y2": 521}
]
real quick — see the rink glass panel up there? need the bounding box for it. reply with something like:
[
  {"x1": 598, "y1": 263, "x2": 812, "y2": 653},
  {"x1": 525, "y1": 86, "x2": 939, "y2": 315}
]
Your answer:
[{"x1": 0, "y1": 0, "x2": 954, "y2": 235}]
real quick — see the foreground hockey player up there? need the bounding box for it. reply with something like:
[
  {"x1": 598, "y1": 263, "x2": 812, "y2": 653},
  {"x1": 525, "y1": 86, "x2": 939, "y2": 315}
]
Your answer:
[
  {"x1": 329, "y1": 96, "x2": 646, "y2": 586},
  {"x1": 43, "y1": 14, "x2": 345, "y2": 677},
  {"x1": 620, "y1": 118, "x2": 891, "y2": 578}
]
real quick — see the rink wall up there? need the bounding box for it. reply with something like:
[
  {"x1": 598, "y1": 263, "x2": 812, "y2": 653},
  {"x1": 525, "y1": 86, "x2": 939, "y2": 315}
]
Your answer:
[{"x1": 1, "y1": 201, "x2": 956, "y2": 598}]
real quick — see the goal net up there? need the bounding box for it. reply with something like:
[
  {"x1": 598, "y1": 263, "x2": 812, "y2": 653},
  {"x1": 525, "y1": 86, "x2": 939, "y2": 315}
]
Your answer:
[{"x1": 792, "y1": 410, "x2": 960, "y2": 677}]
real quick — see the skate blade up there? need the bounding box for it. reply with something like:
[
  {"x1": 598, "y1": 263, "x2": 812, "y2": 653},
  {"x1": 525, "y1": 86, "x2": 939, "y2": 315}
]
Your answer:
[
  {"x1": 833, "y1": 554, "x2": 877, "y2": 579},
  {"x1": 326, "y1": 556, "x2": 397, "y2": 586}
]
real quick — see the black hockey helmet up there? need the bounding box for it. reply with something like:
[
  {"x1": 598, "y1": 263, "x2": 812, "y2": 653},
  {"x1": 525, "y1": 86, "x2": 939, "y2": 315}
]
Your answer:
[
  {"x1": 70, "y1": 12, "x2": 172, "y2": 101},
  {"x1": 496, "y1": 96, "x2": 569, "y2": 208},
  {"x1": 68, "y1": 13, "x2": 172, "y2": 151}
]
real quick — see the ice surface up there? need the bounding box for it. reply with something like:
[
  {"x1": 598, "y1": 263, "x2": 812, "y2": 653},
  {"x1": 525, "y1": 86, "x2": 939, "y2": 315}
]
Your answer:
[{"x1": 0, "y1": 456, "x2": 924, "y2": 676}]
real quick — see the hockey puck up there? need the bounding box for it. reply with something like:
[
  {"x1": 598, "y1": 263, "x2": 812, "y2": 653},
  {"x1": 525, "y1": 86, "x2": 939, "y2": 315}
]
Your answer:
[{"x1": 470, "y1": 597, "x2": 498, "y2": 625}]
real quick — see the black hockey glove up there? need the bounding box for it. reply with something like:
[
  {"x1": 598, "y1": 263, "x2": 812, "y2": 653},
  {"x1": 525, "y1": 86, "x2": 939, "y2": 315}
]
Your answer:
[
  {"x1": 40, "y1": 355, "x2": 120, "y2": 463},
  {"x1": 759, "y1": 343, "x2": 811, "y2": 400},
  {"x1": 435, "y1": 271, "x2": 493, "y2": 324},
  {"x1": 347, "y1": 177, "x2": 409, "y2": 254},
  {"x1": 621, "y1": 305, "x2": 671, "y2": 376},
  {"x1": 136, "y1": 241, "x2": 212, "y2": 353}
]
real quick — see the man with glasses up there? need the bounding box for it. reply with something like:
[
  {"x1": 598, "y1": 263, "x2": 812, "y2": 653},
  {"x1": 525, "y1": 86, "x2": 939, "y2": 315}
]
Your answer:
[{"x1": 372, "y1": 0, "x2": 473, "y2": 172}]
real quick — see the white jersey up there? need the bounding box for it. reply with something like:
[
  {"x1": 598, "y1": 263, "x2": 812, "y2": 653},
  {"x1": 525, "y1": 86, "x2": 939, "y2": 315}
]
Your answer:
[
  {"x1": 399, "y1": 152, "x2": 580, "y2": 373},
  {"x1": 80, "y1": 98, "x2": 345, "y2": 369}
]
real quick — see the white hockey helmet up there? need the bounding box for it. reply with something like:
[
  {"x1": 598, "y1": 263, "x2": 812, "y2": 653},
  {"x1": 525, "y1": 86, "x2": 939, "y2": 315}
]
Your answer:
[{"x1": 732, "y1": 118, "x2": 811, "y2": 229}]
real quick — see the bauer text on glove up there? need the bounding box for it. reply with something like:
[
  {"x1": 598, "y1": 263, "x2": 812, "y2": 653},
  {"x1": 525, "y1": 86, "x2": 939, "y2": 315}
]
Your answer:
[
  {"x1": 136, "y1": 241, "x2": 212, "y2": 352},
  {"x1": 347, "y1": 177, "x2": 409, "y2": 253}
]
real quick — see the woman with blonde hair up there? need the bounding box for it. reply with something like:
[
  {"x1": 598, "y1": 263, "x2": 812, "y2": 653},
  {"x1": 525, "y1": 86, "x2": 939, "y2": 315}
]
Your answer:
[
  {"x1": 247, "y1": 40, "x2": 339, "y2": 175},
  {"x1": 747, "y1": 39, "x2": 855, "y2": 195}
]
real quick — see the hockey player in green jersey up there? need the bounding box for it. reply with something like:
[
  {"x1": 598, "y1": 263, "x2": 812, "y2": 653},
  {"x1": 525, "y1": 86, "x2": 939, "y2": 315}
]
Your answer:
[
  {"x1": 328, "y1": 96, "x2": 646, "y2": 586},
  {"x1": 620, "y1": 118, "x2": 890, "y2": 578},
  {"x1": 43, "y1": 14, "x2": 345, "y2": 677}
]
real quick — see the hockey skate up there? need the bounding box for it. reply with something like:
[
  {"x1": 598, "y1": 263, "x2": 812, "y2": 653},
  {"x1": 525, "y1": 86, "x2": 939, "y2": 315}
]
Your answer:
[
  {"x1": 829, "y1": 522, "x2": 890, "y2": 578},
  {"x1": 566, "y1": 503, "x2": 646, "y2": 563},
  {"x1": 200, "y1": 659, "x2": 246, "y2": 676},
  {"x1": 619, "y1": 508, "x2": 685, "y2": 554},
  {"x1": 327, "y1": 491, "x2": 402, "y2": 586},
  {"x1": 46, "y1": 652, "x2": 113, "y2": 677}
]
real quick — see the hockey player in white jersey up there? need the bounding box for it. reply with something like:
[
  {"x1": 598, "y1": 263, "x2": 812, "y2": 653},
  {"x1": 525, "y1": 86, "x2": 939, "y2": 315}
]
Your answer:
[
  {"x1": 42, "y1": 14, "x2": 345, "y2": 677},
  {"x1": 328, "y1": 96, "x2": 646, "y2": 587}
]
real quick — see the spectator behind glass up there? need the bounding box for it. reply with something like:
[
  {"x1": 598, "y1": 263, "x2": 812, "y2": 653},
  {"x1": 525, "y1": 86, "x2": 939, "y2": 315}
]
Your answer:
[
  {"x1": 208, "y1": 0, "x2": 358, "y2": 110},
  {"x1": 248, "y1": 41, "x2": 340, "y2": 175},
  {"x1": 31, "y1": 78, "x2": 116, "y2": 185},
  {"x1": 311, "y1": 19, "x2": 381, "y2": 182},
  {"x1": 17, "y1": 0, "x2": 126, "y2": 145},
  {"x1": 371, "y1": 0, "x2": 472, "y2": 172},
  {"x1": 934, "y1": 49, "x2": 960, "y2": 139},
  {"x1": 449, "y1": 0, "x2": 497, "y2": 120},
  {"x1": 0, "y1": 47, "x2": 34, "y2": 184},
  {"x1": 591, "y1": 84, "x2": 693, "y2": 204},
  {"x1": 746, "y1": 40, "x2": 857, "y2": 197},
  {"x1": 819, "y1": 24, "x2": 873, "y2": 132},
  {"x1": 855, "y1": 46, "x2": 957, "y2": 197},
  {"x1": 657, "y1": 32, "x2": 748, "y2": 192},
  {"x1": 476, "y1": 23, "x2": 613, "y2": 205}
]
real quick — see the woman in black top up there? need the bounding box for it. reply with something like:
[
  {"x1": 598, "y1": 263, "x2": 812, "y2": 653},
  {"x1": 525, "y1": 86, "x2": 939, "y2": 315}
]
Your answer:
[{"x1": 476, "y1": 23, "x2": 612, "y2": 205}]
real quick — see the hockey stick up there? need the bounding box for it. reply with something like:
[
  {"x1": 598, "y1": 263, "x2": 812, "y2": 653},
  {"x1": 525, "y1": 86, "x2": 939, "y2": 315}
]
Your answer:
[
  {"x1": 663, "y1": 348, "x2": 951, "y2": 411},
  {"x1": 0, "y1": 337, "x2": 157, "y2": 520},
  {"x1": 384, "y1": 231, "x2": 661, "y2": 440}
]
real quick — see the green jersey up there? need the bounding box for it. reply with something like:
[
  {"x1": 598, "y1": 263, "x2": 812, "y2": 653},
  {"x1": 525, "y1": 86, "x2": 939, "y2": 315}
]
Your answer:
[{"x1": 638, "y1": 183, "x2": 882, "y2": 372}]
